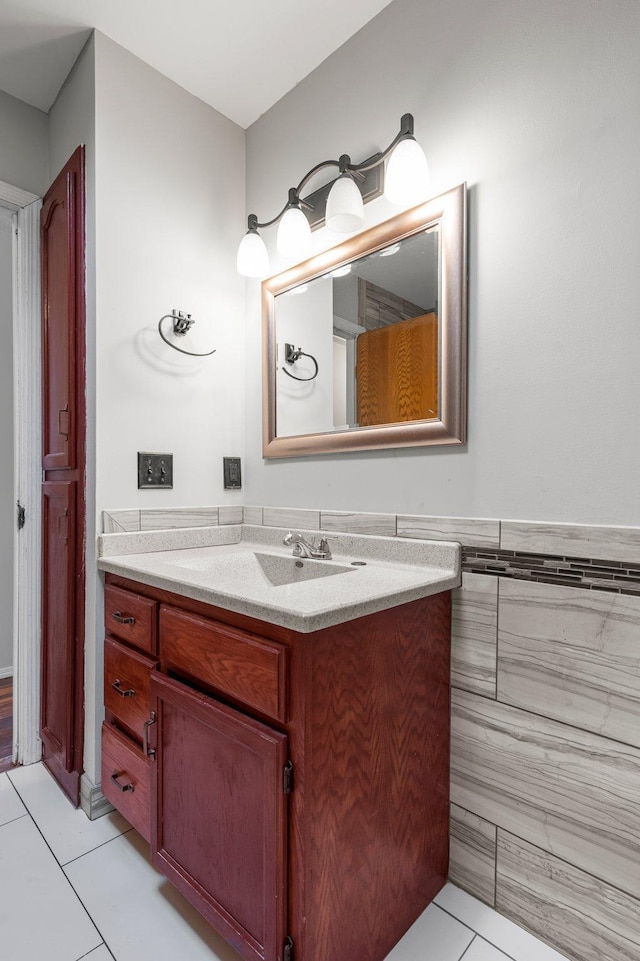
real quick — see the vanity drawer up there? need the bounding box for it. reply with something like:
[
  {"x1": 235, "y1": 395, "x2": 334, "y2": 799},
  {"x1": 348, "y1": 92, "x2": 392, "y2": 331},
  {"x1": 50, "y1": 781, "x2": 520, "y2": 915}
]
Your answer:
[
  {"x1": 104, "y1": 584, "x2": 157, "y2": 655},
  {"x1": 104, "y1": 636, "x2": 158, "y2": 741},
  {"x1": 160, "y1": 605, "x2": 288, "y2": 723},
  {"x1": 101, "y1": 722, "x2": 151, "y2": 842}
]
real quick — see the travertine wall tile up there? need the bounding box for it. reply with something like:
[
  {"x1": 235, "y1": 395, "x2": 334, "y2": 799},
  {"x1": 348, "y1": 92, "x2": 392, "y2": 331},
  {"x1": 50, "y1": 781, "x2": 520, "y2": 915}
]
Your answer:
[
  {"x1": 451, "y1": 689, "x2": 640, "y2": 899},
  {"x1": 140, "y1": 508, "x2": 219, "y2": 530},
  {"x1": 218, "y1": 505, "x2": 243, "y2": 525},
  {"x1": 449, "y1": 804, "x2": 497, "y2": 906},
  {"x1": 320, "y1": 511, "x2": 396, "y2": 537},
  {"x1": 102, "y1": 510, "x2": 140, "y2": 533},
  {"x1": 243, "y1": 506, "x2": 264, "y2": 526},
  {"x1": 501, "y1": 521, "x2": 640, "y2": 563},
  {"x1": 498, "y1": 580, "x2": 640, "y2": 747},
  {"x1": 262, "y1": 507, "x2": 320, "y2": 530},
  {"x1": 397, "y1": 515, "x2": 499, "y2": 548},
  {"x1": 497, "y1": 831, "x2": 640, "y2": 961},
  {"x1": 452, "y1": 573, "x2": 497, "y2": 697}
]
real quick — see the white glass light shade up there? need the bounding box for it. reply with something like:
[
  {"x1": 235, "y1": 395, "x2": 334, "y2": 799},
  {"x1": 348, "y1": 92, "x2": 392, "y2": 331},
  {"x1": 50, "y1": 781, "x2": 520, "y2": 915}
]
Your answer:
[
  {"x1": 236, "y1": 230, "x2": 269, "y2": 278},
  {"x1": 277, "y1": 206, "x2": 312, "y2": 259},
  {"x1": 384, "y1": 137, "x2": 429, "y2": 206},
  {"x1": 325, "y1": 173, "x2": 365, "y2": 233}
]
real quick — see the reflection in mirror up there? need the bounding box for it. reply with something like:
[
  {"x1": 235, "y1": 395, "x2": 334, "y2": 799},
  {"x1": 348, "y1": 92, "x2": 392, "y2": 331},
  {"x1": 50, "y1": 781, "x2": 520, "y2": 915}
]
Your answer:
[
  {"x1": 262, "y1": 184, "x2": 466, "y2": 457},
  {"x1": 275, "y1": 228, "x2": 440, "y2": 436}
]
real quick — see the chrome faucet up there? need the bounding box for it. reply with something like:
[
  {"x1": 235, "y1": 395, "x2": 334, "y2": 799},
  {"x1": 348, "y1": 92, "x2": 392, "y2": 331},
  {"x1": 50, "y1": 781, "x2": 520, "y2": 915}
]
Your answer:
[{"x1": 283, "y1": 531, "x2": 332, "y2": 560}]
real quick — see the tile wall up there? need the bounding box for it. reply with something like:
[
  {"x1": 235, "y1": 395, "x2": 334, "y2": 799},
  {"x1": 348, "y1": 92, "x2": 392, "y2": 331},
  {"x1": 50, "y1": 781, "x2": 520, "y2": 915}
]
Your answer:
[{"x1": 102, "y1": 506, "x2": 640, "y2": 961}]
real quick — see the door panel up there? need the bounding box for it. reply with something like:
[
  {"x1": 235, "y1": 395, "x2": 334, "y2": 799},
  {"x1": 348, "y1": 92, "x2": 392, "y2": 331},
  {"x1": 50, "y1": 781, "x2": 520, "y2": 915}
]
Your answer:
[
  {"x1": 40, "y1": 147, "x2": 86, "y2": 806},
  {"x1": 41, "y1": 482, "x2": 76, "y2": 769},
  {"x1": 150, "y1": 671, "x2": 288, "y2": 961},
  {"x1": 41, "y1": 175, "x2": 76, "y2": 471}
]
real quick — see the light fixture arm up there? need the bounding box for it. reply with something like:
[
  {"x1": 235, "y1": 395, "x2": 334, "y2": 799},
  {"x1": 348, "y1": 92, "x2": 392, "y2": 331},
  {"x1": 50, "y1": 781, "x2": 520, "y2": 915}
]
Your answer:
[
  {"x1": 244, "y1": 114, "x2": 416, "y2": 233},
  {"x1": 237, "y1": 113, "x2": 427, "y2": 277}
]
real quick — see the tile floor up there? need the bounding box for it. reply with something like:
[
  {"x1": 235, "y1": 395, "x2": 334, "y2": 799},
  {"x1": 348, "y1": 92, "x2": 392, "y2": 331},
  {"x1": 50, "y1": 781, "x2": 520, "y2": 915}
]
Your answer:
[{"x1": 0, "y1": 763, "x2": 571, "y2": 961}]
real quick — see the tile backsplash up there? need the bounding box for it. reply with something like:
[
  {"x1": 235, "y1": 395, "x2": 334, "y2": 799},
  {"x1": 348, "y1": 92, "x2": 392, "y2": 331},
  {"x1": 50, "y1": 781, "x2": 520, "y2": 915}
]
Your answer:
[{"x1": 100, "y1": 504, "x2": 640, "y2": 961}]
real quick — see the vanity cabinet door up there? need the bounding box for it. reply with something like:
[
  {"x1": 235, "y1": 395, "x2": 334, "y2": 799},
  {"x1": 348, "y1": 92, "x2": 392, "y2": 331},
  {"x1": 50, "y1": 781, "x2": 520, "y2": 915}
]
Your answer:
[{"x1": 149, "y1": 671, "x2": 289, "y2": 961}]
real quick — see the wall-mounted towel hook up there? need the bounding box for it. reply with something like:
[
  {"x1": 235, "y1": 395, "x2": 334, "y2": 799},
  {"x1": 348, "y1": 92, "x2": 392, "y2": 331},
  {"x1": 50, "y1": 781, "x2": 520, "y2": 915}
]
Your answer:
[
  {"x1": 158, "y1": 309, "x2": 216, "y2": 357},
  {"x1": 282, "y1": 342, "x2": 319, "y2": 381}
]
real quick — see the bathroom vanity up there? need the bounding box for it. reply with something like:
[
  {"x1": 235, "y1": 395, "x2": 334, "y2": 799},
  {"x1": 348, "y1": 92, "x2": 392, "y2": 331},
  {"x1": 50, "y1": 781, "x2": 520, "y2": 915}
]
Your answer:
[{"x1": 98, "y1": 528, "x2": 458, "y2": 961}]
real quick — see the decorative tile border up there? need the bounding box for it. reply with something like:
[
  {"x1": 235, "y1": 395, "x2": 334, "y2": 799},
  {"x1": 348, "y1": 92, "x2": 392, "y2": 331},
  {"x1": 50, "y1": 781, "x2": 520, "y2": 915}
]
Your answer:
[{"x1": 463, "y1": 547, "x2": 640, "y2": 596}]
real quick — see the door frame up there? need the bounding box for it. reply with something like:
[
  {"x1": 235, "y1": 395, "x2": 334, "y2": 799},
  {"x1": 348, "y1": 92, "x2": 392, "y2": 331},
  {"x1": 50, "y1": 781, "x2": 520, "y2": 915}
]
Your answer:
[{"x1": 1, "y1": 178, "x2": 42, "y2": 765}]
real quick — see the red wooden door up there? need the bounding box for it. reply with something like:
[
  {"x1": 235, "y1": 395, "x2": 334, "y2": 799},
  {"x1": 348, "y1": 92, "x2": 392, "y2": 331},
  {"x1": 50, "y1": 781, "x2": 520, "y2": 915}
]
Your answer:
[
  {"x1": 40, "y1": 147, "x2": 86, "y2": 805},
  {"x1": 150, "y1": 671, "x2": 289, "y2": 961}
]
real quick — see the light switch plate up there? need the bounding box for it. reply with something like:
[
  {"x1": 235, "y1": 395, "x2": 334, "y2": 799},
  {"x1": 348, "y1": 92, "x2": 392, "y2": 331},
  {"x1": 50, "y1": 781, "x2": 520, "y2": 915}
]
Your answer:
[
  {"x1": 223, "y1": 457, "x2": 242, "y2": 490},
  {"x1": 138, "y1": 452, "x2": 173, "y2": 489}
]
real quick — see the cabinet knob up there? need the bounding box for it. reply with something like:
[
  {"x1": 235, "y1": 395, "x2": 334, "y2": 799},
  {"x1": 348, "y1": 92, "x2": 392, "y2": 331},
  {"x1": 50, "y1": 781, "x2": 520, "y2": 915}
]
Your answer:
[{"x1": 111, "y1": 770, "x2": 134, "y2": 793}]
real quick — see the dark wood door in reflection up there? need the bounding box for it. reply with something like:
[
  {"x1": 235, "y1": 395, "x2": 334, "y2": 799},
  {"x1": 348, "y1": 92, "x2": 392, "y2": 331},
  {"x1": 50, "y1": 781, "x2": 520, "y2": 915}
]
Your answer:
[{"x1": 356, "y1": 312, "x2": 438, "y2": 426}]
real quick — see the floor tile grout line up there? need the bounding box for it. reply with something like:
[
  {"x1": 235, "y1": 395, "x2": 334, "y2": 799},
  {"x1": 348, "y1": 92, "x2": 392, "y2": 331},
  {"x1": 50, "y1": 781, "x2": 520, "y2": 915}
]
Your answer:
[
  {"x1": 457, "y1": 935, "x2": 478, "y2": 961},
  {"x1": 60, "y1": 865, "x2": 120, "y2": 960},
  {"x1": 62, "y1": 826, "x2": 136, "y2": 868},
  {"x1": 433, "y1": 902, "x2": 477, "y2": 936},
  {"x1": 434, "y1": 902, "x2": 526, "y2": 961},
  {"x1": 6, "y1": 767, "x2": 135, "y2": 866},
  {"x1": 74, "y1": 943, "x2": 111, "y2": 961},
  {"x1": 0, "y1": 811, "x2": 29, "y2": 829},
  {"x1": 75, "y1": 939, "x2": 117, "y2": 961},
  {"x1": 3, "y1": 781, "x2": 113, "y2": 954}
]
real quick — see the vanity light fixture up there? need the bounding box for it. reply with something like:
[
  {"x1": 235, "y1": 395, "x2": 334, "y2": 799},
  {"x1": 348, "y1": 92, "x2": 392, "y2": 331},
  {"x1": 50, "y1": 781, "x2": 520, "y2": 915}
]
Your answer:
[{"x1": 236, "y1": 113, "x2": 429, "y2": 278}]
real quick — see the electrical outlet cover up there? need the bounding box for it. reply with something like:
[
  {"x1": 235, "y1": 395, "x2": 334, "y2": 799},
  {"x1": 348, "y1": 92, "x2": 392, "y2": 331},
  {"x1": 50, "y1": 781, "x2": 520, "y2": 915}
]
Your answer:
[{"x1": 223, "y1": 457, "x2": 242, "y2": 490}]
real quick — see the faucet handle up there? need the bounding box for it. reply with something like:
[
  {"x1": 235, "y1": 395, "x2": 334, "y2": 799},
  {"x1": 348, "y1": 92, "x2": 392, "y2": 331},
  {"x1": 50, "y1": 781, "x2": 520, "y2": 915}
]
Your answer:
[
  {"x1": 318, "y1": 538, "x2": 332, "y2": 559},
  {"x1": 283, "y1": 531, "x2": 294, "y2": 546}
]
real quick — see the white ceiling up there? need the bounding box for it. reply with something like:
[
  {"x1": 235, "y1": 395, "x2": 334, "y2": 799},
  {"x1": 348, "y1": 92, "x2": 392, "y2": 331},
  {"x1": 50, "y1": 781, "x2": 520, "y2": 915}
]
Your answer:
[{"x1": 0, "y1": 0, "x2": 393, "y2": 128}]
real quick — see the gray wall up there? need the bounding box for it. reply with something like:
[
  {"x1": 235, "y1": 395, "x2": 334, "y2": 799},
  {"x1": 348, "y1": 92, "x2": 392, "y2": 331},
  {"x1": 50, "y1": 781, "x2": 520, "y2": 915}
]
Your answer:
[
  {"x1": 0, "y1": 207, "x2": 13, "y2": 675},
  {"x1": 0, "y1": 90, "x2": 48, "y2": 195},
  {"x1": 244, "y1": 0, "x2": 640, "y2": 526}
]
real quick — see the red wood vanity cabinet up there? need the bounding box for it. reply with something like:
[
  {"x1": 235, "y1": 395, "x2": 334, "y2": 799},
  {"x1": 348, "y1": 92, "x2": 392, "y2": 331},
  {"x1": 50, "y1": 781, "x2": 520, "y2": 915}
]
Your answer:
[{"x1": 101, "y1": 572, "x2": 451, "y2": 961}]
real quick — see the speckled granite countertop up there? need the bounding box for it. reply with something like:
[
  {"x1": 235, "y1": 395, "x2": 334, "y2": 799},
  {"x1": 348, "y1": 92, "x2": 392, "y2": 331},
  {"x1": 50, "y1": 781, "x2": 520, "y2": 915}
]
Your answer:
[{"x1": 97, "y1": 525, "x2": 460, "y2": 633}]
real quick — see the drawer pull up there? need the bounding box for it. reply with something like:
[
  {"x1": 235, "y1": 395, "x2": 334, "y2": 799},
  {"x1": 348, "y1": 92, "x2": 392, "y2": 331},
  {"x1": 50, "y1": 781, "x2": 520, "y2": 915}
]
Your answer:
[
  {"x1": 112, "y1": 679, "x2": 135, "y2": 698},
  {"x1": 111, "y1": 770, "x2": 134, "y2": 793},
  {"x1": 143, "y1": 711, "x2": 156, "y2": 759},
  {"x1": 112, "y1": 611, "x2": 135, "y2": 625}
]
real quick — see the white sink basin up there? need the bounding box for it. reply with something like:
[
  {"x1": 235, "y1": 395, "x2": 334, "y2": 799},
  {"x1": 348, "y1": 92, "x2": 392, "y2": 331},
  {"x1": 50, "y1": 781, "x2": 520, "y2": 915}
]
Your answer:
[
  {"x1": 164, "y1": 547, "x2": 354, "y2": 587},
  {"x1": 254, "y1": 552, "x2": 354, "y2": 586}
]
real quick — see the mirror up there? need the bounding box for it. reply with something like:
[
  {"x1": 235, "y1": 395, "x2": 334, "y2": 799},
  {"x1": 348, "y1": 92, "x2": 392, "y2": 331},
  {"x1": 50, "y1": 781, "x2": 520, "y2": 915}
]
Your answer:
[{"x1": 262, "y1": 183, "x2": 466, "y2": 457}]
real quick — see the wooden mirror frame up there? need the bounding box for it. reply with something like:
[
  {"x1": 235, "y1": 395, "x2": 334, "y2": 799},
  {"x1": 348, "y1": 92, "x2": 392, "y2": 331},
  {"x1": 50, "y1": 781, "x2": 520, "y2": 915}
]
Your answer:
[{"x1": 262, "y1": 182, "x2": 467, "y2": 458}]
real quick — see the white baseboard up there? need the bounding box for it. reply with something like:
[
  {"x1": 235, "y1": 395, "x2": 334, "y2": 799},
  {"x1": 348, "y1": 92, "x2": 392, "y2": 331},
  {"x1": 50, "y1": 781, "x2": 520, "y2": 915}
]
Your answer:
[{"x1": 0, "y1": 667, "x2": 13, "y2": 680}]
